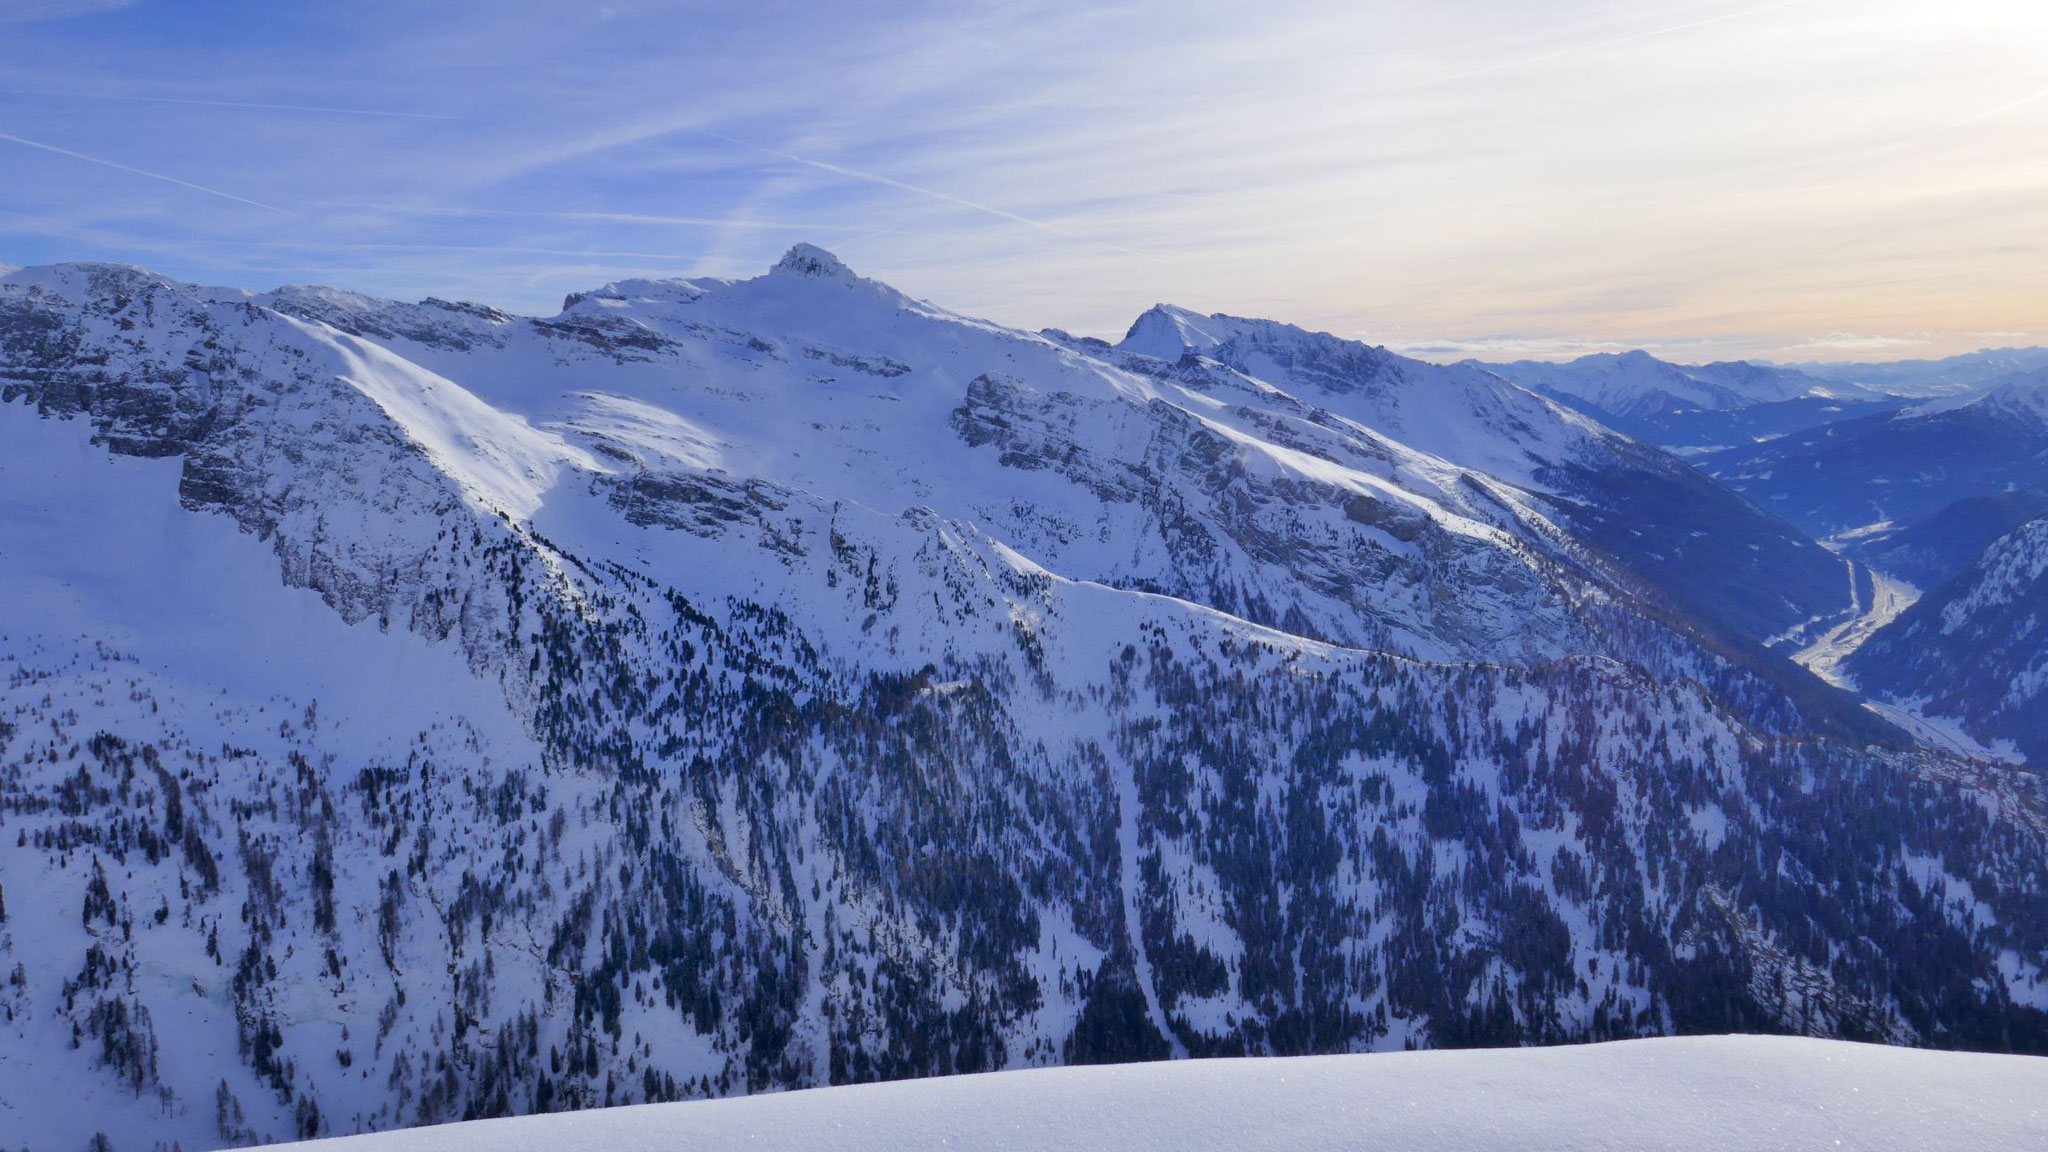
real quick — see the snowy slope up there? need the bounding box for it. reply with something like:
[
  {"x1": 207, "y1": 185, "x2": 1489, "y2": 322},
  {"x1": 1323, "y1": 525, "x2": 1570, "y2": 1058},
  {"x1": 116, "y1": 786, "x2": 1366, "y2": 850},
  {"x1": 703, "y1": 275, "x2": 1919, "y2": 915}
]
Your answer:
[
  {"x1": 278, "y1": 1036, "x2": 2048, "y2": 1152},
  {"x1": 1099, "y1": 305, "x2": 1858, "y2": 650},
  {"x1": 1, "y1": 249, "x2": 2045, "y2": 1152},
  {"x1": 252, "y1": 250, "x2": 1608, "y2": 661},
  {"x1": 0, "y1": 394, "x2": 570, "y2": 1152},
  {"x1": 262, "y1": 255, "x2": 1857, "y2": 655},
  {"x1": 1844, "y1": 488, "x2": 2048, "y2": 591},
  {"x1": 1850, "y1": 515, "x2": 2048, "y2": 764}
]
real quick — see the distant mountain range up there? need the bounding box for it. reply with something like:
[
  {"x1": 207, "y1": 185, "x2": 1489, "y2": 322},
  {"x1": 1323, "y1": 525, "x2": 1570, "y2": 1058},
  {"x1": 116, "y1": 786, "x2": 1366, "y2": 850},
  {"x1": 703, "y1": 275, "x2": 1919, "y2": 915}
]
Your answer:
[
  {"x1": 1478, "y1": 348, "x2": 2047, "y2": 768},
  {"x1": 1470, "y1": 347, "x2": 2048, "y2": 455},
  {"x1": 1699, "y1": 375, "x2": 2048, "y2": 546},
  {"x1": 1796, "y1": 347, "x2": 2048, "y2": 396},
  {"x1": 1473, "y1": 350, "x2": 1844, "y2": 417}
]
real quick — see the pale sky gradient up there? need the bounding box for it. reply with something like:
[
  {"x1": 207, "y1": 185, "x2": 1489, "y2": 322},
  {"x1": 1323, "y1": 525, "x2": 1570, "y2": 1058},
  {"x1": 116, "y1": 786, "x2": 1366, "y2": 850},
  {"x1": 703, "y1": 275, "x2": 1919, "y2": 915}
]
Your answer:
[{"x1": 1, "y1": 0, "x2": 2043, "y2": 361}]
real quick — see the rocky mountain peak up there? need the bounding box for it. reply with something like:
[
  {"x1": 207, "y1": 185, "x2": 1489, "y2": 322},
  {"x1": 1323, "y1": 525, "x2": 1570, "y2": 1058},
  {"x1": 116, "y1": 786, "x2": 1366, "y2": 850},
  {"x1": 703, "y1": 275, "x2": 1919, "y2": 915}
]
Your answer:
[{"x1": 773, "y1": 242, "x2": 856, "y2": 282}]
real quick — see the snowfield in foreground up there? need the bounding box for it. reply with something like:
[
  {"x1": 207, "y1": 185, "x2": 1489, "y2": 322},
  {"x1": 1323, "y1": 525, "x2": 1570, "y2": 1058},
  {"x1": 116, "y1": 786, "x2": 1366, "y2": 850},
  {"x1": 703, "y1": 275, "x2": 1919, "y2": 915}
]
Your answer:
[{"x1": 281, "y1": 1036, "x2": 2043, "y2": 1152}]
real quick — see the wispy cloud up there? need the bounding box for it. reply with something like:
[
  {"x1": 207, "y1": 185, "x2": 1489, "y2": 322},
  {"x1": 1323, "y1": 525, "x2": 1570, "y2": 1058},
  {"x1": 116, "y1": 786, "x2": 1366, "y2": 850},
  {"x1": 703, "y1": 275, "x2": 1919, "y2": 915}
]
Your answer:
[
  {"x1": 1795, "y1": 332, "x2": 1933, "y2": 352},
  {"x1": 0, "y1": 0, "x2": 2043, "y2": 362},
  {"x1": 1953, "y1": 85, "x2": 2048, "y2": 127},
  {"x1": 1417, "y1": 0, "x2": 1822, "y2": 87},
  {"x1": 212, "y1": 239, "x2": 712, "y2": 263},
  {"x1": 0, "y1": 0, "x2": 131, "y2": 23},
  {"x1": 696, "y1": 131, "x2": 1154, "y2": 262},
  {"x1": 335, "y1": 203, "x2": 892, "y2": 232},
  {"x1": 0, "y1": 130, "x2": 289, "y2": 213},
  {"x1": 1834, "y1": 77, "x2": 2048, "y2": 172},
  {"x1": 100, "y1": 94, "x2": 459, "y2": 121},
  {"x1": 1377, "y1": 334, "x2": 1636, "y2": 361}
]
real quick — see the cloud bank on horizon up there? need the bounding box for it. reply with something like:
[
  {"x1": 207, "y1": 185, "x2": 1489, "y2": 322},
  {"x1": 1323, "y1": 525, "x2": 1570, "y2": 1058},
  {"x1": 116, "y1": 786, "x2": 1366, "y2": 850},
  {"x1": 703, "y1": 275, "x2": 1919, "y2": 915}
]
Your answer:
[{"x1": 0, "y1": 0, "x2": 2042, "y2": 362}]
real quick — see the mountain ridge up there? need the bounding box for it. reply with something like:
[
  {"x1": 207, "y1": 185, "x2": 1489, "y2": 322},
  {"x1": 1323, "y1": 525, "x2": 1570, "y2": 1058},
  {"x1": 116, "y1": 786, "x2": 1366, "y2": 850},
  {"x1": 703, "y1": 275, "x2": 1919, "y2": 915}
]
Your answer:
[
  {"x1": 1849, "y1": 513, "x2": 2048, "y2": 764},
  {"x1": 1701, "y1": 378, "x2": 2048, "y2": 541},
  {"x1": 0, "y1": 247, "x2": 2042, "y2": 1151}
]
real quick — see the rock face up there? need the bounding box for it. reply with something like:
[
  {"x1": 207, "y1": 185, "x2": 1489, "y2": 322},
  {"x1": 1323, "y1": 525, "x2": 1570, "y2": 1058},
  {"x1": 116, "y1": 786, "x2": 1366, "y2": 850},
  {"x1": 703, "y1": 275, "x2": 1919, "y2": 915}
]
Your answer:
[
  {"x1": 1850, "y1": 515, "x2": 2048, "y2": 763},
  {"x1": 0, "y1": 251, "x2": 2044, "y2": 1151}
]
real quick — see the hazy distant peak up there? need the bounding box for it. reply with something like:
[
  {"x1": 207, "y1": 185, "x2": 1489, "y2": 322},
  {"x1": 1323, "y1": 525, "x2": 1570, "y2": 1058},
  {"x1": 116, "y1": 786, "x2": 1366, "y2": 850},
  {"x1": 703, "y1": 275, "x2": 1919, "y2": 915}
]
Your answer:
[{"x1": 1909, "y1": 366, "x2": 2048, "y2": 424}]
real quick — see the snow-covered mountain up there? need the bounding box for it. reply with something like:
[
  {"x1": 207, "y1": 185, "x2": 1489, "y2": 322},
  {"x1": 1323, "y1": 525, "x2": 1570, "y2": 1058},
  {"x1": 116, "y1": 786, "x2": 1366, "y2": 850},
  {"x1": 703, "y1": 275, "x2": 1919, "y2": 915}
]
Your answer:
[
  {"x1": 1474, "y1": 349, "x2": 1839, "y2": 418},
  {"x1": 1912, "y1": 365, "x2": 2048, "y2": 422},
  {"x1": 1798, "y1": 346, "x2": 2048, "y2": 398},
  {"x1": 1468, "y1": 348, "x2": 1904, "y2": 453},
  {"x1": 1099, "y1": 306, "x2": 1855, "y2": 648},
  {"x1": 1702, "y1": 372, "x2": 2048, "y2": 541},
  {"x1": 1842, "y1": 488, "x2": 2048, "y2": 591},
  {"x1": 1, "y1": 250, "x2": 2045, "y2": 1151},
  {"x1": 270, "y1": 1036, "x2": 2048, "y2": 1152},
  {"x1": 1849, "y1": 514, "x2": 2048, "y2": 764}
]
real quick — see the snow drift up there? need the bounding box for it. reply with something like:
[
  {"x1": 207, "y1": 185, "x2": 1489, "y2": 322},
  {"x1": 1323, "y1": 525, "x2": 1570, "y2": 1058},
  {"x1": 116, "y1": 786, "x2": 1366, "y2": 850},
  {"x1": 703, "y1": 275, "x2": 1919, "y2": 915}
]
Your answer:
[{"x1": 277, "y1": 1036, "x2": 2046, "y2": 1152}]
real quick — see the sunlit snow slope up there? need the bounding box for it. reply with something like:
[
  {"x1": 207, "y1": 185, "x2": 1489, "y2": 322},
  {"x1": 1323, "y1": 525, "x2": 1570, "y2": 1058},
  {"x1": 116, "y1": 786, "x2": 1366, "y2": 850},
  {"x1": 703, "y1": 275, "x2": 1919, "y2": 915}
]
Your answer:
[{"x1": 279, "y1": 1036, "x2": 2046, "y2": 1152}]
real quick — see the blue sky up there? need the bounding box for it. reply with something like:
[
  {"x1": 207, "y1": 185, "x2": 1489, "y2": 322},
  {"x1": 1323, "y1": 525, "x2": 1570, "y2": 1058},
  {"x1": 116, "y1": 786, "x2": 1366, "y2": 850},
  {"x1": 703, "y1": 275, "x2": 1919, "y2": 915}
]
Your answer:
[{"x1": 2, "y1": 0, "x2": 2044, "y2": 360}]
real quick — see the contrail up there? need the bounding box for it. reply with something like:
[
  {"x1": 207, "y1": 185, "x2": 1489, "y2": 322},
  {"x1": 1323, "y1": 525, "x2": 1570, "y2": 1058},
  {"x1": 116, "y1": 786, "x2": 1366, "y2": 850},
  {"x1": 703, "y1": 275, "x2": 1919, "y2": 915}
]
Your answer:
[
  {"x1": 220, "y1": 240, "x2": 710, "y2": 261},
  {"x1": 1954, "y1": 86, "x2": 2048, "y2": 127},
  {"x1": 1838, "y1": 82, "x2": 2048, "y2": 170},
  {"x1": 102, "y1": 94, "x2": 459, "y2": 121},
  {"x1": 0, "y1": 129, "x2": 289, "y2": 212},
  {"x1": 342, "y1": 203, "x2": 892, "y2": 231},
  {"x1": 1422, "y1": 0, "x2": 1819, "y2": 87},
  {"x1": 700, "y1": 130, "x2": 1152, "y2": 261}
]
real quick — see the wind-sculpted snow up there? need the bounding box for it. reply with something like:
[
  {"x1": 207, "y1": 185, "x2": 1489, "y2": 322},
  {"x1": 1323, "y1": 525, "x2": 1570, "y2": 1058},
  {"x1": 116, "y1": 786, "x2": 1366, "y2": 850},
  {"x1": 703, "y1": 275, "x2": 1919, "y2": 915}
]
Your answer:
[
  {"x1": 273, "y1": 1036, "x2": 2048, "y2": 1152},
  {"x1": 0, "y1": 252, "x2": 2043, "y2": 1151}
]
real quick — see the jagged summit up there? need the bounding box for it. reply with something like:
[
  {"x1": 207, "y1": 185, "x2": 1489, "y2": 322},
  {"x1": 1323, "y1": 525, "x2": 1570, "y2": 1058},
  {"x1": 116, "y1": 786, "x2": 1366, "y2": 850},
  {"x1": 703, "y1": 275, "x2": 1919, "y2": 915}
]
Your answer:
[
  {"x1": 772, "y1": 242, "x2": 856, "y2": 281},
  {"x1": 1117, "y1": 303, "x2": 1228, "y2": 359}
]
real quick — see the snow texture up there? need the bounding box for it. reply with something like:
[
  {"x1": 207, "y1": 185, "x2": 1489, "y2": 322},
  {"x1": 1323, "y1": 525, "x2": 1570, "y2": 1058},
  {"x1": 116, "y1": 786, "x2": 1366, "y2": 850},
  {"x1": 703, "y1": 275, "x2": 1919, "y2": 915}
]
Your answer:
[{"x1": 277, "y1": 1036, "x2": 2046, "y2": 1152}]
